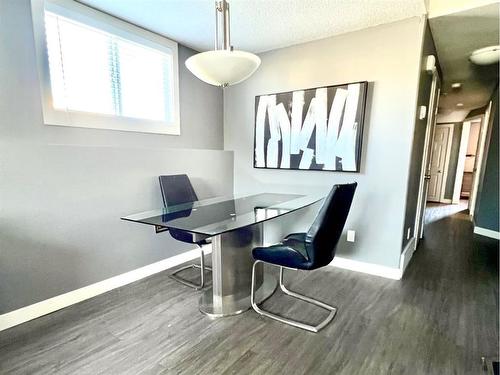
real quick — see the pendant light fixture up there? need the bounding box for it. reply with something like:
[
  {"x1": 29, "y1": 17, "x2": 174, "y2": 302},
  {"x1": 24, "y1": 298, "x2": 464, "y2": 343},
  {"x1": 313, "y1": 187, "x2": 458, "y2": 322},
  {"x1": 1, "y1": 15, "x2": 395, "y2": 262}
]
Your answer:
[{"x1": 185, "y1": 0, "x2": 261, "y2": 87}]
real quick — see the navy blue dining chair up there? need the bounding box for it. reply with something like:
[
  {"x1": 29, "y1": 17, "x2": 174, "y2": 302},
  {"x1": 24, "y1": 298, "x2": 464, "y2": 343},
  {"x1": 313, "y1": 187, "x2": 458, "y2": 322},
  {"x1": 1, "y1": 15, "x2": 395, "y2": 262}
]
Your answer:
[
  {"x1": 250, "y1": 183, "x2": 357, "y2": 332},
  {"x1": 159, "y1": 174, "x2": 211, "y2": 290}
]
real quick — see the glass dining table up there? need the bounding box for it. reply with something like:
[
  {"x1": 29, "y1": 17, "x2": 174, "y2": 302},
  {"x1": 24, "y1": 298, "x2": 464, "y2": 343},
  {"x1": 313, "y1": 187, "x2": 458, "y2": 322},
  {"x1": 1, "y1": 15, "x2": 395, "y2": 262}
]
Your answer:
[{"x1": 121, "y1": 192, "x2": 324, "y2": 318}]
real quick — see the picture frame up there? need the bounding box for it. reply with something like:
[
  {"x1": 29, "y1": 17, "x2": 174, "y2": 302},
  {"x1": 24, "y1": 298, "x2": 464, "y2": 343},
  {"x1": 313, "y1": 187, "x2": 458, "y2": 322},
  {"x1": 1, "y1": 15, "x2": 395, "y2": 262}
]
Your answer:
[{"x1": 253, "y1": 81, "x2": 368, "y2": 172}]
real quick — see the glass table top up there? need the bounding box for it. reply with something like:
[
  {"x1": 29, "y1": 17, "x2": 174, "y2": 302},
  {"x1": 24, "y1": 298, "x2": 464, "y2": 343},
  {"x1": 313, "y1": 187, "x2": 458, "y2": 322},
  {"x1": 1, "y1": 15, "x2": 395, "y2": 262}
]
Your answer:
[{"x1": 121, "y1": 193, "x2": 324, "y2": 236}]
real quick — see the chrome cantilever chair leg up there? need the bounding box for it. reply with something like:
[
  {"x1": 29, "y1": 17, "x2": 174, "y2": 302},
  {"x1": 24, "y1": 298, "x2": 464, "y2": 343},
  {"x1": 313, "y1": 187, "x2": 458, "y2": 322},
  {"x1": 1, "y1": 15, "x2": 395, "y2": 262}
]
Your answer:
[
  {"x1": 169, "y1": 246, "x2": 212, "y2": 290},
  {"x1": 250, "y1": 260, "x2": 337, "y2": 333}
]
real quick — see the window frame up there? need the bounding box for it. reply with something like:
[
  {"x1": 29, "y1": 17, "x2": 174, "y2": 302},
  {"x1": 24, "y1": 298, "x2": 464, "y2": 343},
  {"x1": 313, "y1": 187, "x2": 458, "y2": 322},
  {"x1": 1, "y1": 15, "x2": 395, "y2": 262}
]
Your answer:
[{"x1": 31, "y1": 0, "x2": 180, "y2": 135}]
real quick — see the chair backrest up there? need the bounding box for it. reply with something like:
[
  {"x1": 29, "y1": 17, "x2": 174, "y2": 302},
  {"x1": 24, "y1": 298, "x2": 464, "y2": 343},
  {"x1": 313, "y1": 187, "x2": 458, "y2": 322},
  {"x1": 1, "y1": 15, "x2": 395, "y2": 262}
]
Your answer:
[
  {"x1": 305, "y1": 183, "x2": 357, "y2": 268},
  {"x1": 159, "y1": 174, "x2": 198, "y2": 207}
]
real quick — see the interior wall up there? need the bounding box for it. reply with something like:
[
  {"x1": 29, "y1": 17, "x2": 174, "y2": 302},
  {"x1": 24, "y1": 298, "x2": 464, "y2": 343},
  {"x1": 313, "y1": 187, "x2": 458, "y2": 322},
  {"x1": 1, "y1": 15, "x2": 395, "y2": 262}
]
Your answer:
[
  {"x1": 401, "y1": 21, "x2": 439, "y2": 248},
  {"x1": 474, "y1": 88, "x2": 499, "y2": 231},
  {"x1": 0, "y1": 0, "x2": 231, "y2": 313},
  {"x1": 468, "y1": 103, "x2": 489, "y2": 119},
  {"x1": 436, "y1": 109, "x2": 470, "y2": 124},
  {"x1": 224, "y1": 17, "x2": 425, "y2": 269},
  {"x1": 1, "y1": 1, "x2": 223, "y2": 151}
]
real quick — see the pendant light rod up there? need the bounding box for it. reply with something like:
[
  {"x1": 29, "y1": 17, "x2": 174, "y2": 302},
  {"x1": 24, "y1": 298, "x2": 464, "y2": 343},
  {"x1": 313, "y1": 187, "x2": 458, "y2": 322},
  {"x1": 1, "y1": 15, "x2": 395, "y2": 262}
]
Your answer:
[
  {"x1": 224, "y1": 1, "x2": 230, "y2": 50},
  {"x1": 214, "y1": 2, "x2": 219, "y2": 50},
  {"x1": 214, "y1": 0, "x2": 231, "y2": 51}
]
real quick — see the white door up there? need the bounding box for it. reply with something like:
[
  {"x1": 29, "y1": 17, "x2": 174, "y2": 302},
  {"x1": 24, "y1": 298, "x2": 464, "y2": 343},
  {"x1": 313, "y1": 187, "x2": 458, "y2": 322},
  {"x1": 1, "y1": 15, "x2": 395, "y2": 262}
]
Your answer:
[{"x1": 427, "y1": 126, "x2": 450, "y2": 202}]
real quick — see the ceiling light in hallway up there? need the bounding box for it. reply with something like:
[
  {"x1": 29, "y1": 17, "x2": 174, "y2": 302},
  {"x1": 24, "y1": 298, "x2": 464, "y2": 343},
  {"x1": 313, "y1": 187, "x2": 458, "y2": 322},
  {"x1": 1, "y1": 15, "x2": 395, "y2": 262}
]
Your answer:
[{"x1": 470, "y1": 45, "x2": 500, "y2": 65}]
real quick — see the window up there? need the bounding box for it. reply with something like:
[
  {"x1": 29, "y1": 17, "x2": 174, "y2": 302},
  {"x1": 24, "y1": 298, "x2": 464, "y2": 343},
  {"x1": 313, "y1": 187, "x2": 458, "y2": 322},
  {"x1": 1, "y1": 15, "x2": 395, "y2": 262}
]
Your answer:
[{"x1": 32, "y1": 0, "x2": 180, "y2": 135}]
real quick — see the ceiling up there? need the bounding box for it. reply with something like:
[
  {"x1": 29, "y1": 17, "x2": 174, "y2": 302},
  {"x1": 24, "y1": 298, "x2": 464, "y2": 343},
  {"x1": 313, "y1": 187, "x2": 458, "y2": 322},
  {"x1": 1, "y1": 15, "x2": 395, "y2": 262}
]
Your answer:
[
  {"x1": 77, "y1": 0, "x2": 498, "y2": 120},
  {"x1": 78, "y1": 0, "x2": 426, "y2": 53},
  {"x1": 429, "y1": 3, "x2": 499, "y2": 120}
]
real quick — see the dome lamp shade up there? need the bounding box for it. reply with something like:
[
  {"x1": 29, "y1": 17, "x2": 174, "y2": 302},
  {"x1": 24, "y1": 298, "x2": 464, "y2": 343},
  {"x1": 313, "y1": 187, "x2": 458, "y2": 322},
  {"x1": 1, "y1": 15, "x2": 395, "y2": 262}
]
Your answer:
[
  {"x1": 470, "y1": 45, "x2": 500, "y2": 65},
  {"x1": 185, "y1": 0, "x2": 260, "y2": 87}
]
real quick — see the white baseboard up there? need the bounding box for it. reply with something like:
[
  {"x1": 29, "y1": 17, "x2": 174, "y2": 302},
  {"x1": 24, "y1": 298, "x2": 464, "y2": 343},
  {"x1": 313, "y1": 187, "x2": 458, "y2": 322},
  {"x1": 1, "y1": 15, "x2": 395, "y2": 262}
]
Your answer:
[
  {"x1": 330, "y1": 238, "x2": 417, "y2": 281},
  {"x1": 440, "y1": 198, "x2": 452, "y2": 204},
  {"x1": 399, "y1": 237, "x2": 417, "y2": 277},
  {"x1": 0, "y1": 246, "x2": 212, "y2": 332},
  {"x1": 474, "y1": 226, "x2": 500, "y2": 240},
  {"x1": 330, "y1": 256, "x2": 402, "y2": 280},
  {"x1": 1, "y1": 241, "x2": 424, "y2": 331}
]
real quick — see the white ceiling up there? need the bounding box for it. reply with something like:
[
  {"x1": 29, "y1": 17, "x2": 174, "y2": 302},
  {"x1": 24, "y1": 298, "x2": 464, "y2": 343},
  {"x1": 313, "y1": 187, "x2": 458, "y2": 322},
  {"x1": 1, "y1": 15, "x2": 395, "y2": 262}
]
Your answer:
[{"x1": 78, "y1": 0, "x2": 426, "y2": 53}]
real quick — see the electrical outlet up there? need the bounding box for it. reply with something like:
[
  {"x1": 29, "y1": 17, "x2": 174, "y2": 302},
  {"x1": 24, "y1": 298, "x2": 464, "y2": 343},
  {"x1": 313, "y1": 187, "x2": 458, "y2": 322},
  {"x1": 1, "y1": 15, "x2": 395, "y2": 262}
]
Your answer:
[
  {"x1": 347, "y1": 230, "x2": 355, "y2": 242},
  {"x1": 407, "y1": 227, "x2": 411, "y2": 240}
]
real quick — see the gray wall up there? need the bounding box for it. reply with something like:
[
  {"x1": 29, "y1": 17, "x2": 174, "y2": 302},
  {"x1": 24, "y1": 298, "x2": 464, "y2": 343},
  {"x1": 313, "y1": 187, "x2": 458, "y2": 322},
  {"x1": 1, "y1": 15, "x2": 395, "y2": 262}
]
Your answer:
[
  {"x1": 1, "y1": 1, "x2": 224, "y2": 151},
  {"x1": 224, "y1": 17, "x2": 425, "y2": 268},
  {"x1": 474, "y1": 88, "x2": 499, "y2": 231},
  {"x1": 401, "y1": 22, "x2": 439, "y2": 249},
  {"x1": 468, "y1": 103, "x2": 489, "y2": 119},
  {"x1": 0, "y1": 0, "x2": 232, "y2": 313},
  {"x1": 443, "y1": 122, "x2": 463, "y2": 199}
]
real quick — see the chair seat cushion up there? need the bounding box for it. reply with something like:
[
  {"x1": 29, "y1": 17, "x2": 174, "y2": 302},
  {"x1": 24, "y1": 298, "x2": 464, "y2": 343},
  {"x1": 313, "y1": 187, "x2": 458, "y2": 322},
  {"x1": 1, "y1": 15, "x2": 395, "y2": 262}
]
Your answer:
[
  {"x1": 169, "y1": 228, "x2": 210, "y2": 245},
  {"x1": 252, "y1": 232, "x2": 313, "y2": 270}
]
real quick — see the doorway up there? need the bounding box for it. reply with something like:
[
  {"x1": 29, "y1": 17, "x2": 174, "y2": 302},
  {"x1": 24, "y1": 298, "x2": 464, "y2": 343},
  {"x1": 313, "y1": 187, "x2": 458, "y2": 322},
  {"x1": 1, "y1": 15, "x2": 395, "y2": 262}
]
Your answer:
[
  {"x1": 450, "y1": 101, "x2": 492, "y2": 217},
  {"x1": 413, "y1": 88, "x2": 493, "y2": 244},
  {"x1": 451, "y1": 119, "x2": 481, "y2": 209},
  {"x1": 418, "y1": 100, "x2": 492, "y2": 233}
]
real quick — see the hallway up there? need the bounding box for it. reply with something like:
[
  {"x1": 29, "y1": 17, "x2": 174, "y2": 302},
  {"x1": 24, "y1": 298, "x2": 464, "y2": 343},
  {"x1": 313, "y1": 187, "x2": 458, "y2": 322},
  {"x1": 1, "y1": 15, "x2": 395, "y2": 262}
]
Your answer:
[
  {"x1": 410, "y1": 201, "x2": 499, "y2": 372},
  {"x1": 0, "y1": 208, "x2": 498, "y2": 374},
  {"x1": 424, "y1": 200, "x2": 469, "y2": 225}
]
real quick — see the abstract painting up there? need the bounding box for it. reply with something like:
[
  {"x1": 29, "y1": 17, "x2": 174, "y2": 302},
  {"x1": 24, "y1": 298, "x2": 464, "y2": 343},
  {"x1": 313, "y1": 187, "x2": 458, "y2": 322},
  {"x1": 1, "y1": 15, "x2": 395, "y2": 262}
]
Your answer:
[{"x1": 253, "y1": 81, "x2": 368, "y2": 172}]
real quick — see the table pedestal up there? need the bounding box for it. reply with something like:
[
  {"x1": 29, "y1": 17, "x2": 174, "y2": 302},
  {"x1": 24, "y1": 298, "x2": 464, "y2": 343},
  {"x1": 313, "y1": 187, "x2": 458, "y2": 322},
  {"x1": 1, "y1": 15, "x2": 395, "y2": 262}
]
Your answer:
[{"x1": 199, "y1": 223, "x2": 277, "y2": 317}]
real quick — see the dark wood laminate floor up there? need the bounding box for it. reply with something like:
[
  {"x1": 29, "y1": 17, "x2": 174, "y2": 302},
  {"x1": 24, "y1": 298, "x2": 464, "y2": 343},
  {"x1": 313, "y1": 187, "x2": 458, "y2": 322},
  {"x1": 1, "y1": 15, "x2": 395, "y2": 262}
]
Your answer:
[{"x1": 0, "y1": 207, "x2": 498, "y2": 375}]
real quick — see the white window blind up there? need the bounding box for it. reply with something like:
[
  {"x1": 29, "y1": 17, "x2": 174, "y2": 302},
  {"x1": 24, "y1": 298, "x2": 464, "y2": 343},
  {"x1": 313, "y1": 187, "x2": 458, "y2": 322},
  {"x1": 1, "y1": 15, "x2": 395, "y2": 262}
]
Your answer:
[{"x1": 44, "y1": 9, "x2": 175, "y2": 125}]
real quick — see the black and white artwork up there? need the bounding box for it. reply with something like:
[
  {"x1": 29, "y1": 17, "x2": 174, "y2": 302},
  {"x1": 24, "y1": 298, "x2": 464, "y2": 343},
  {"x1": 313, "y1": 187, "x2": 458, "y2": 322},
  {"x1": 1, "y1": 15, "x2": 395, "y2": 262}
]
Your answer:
[{"x1": 253, "y1": 81, "x2": 367, "y2": 172}]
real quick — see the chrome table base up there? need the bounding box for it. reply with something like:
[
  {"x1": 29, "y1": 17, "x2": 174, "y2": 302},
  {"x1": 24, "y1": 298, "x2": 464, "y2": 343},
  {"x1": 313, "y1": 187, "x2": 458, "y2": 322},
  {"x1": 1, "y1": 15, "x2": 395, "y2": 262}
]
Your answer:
[
  {"x1": 200, "y1": 276, "x2": 276, "y2": 317},
  {"x1": 198, "y1": 223, "x2": 277, "y2": 317}
]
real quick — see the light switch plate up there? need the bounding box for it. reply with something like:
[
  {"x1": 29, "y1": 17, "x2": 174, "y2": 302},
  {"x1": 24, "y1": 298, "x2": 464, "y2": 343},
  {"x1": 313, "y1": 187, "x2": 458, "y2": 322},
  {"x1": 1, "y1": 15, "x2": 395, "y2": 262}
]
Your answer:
[
  {"x1": 425, "y1": 55, "x2": 436, "y2": 72},
  {"x1": 419, "y1": 105, "x2": 427, "y2": 120},
  {"x1": 347, "y1": 230, "x2": 355, "y2": 242}
]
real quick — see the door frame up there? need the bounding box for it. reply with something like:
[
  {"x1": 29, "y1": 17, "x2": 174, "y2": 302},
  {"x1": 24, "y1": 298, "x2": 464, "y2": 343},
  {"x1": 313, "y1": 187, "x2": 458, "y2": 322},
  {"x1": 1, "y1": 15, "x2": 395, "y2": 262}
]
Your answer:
[
  {"x1": 468, "y1": 101, "x2": 492, "y2": 217},
  {"x1": 414, "y1": 70, "x2": 440, "y2": 247},
  {"x1": 452, "y1": 120, "x2": 472, "y2": 204},
  {"x1": 436, "y1": 123, "x2": 454, "y2": 203}
]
